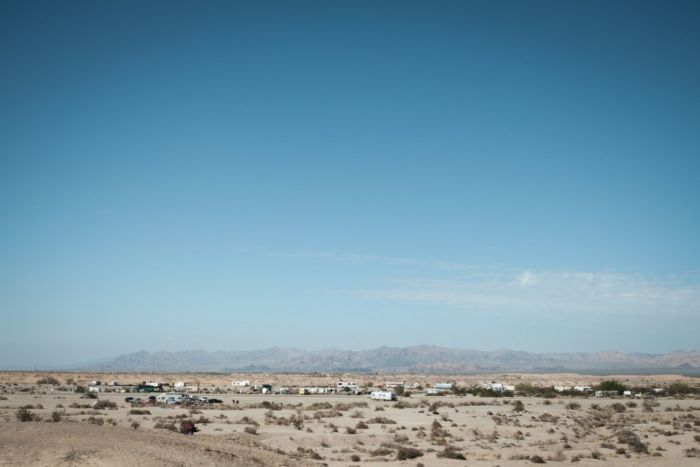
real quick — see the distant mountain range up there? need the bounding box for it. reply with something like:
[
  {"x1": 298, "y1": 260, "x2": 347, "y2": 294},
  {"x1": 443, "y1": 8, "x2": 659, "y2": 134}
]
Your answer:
[{"x1": 74, "y1": 346, "x2": 700, "y2": 375}]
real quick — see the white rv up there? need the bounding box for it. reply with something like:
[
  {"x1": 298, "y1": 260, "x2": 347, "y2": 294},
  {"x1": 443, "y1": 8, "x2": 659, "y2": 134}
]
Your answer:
[{"x1": 370, "y1": 391, "x2": 397, "y2": 401}]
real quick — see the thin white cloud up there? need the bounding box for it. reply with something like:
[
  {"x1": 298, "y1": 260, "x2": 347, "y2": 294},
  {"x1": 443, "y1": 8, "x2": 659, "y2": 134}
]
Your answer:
[
  {"x1": 255, "y1": 247, "x2": 700, "y2": 317},
  {"x1": 352, "y1": 271, "x2": 700, "y2": 316}
]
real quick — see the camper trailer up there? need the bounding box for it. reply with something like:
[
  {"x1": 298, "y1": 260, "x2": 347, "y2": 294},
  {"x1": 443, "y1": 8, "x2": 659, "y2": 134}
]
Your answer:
[{"x1": 370, "y1": 391, "x2": 397, "y2": 401}]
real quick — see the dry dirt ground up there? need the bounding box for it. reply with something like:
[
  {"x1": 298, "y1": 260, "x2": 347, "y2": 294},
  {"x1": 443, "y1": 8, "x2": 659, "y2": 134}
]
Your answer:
[{"x1": 1, "y1": 372, "x2": 699, "y2": 466}]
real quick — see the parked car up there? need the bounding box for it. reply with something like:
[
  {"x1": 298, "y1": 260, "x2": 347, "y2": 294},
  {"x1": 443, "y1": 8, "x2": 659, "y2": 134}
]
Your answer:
[
  {"x1": 207, "y1": 398, "x2": 223, "y2": 404},
  {"x1": 124, "y1": 397, "x2": 134, "y2": 403}
]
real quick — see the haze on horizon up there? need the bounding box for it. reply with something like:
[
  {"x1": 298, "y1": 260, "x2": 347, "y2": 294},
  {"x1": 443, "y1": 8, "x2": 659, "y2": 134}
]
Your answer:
[{"x1": 1, "y1": 0, "x2": 699, "y2": 369}]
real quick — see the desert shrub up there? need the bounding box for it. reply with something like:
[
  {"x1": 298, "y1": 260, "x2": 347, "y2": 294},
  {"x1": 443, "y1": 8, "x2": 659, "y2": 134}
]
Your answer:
[
  {"x1": 350, "y1": 410, "x2": 364, "y2": 418},
  {"x1": 335, "y1": 401, "x2": 368, "y2": 411},
  {"x1": 37, "y1": 376, "x2": 60, "y2": 385},
  {"x1": 69, "y1": 403, "x2": 91, "y2": 409},
  {"x1": 610, "y1": 403, "x2": 627, "y2": 413},
  {"x1": 129, "y1": 409, "x2": 150, "y2": 415},
  {"x1": 669, "y1": 383, "x2": 692, "y2": 396},
  {"x1": 686, "y1": 447, "x2": 700, "y2": 457},
  {"x1": 244, "y1": 425, "x2": 258, "y2": 435},
  {"x1": 396, "y1": 446, "x2": 423, "y2": 460},
  {"x1": 437, "y1": 446, "x2": 465, "y2": 460},
  {"x1": 314, "y1": 409, "x2": 343, "y2": 419},
  {"x1": 306, "y1": 402, "x2": 333, "y2": 410},
  {"x1": 548, "y1": 450, "x2": 566, "y2": 461},
  {"x1": 513, "y1": 400, "x2": 525, "y2": 412},
  {"x1": 87, "y1": 416, "x2": 104, "y2": 425},
  {"x1": 93, "y1": 400, "x2": 117, "y2": 410},
  {"x1": 350, "y1": 454, "x2": 360, "y2": 462},
  {"x1": 180, "y1": 420, "x2": 198, "y2": 435},
  {"x1": 538, "y1": 413, "x2": 559, "y2": 423},
  {"x1": 51, "y1": 410, "x2": 64, "y2": 422},
  {"x1": 154, "y1": 421, "x2": 177, "y2": 431},
  {"x1": 566, "y1": 402, "x2": 581, "y2": 410},
  {"x1": 16, "y1": 407, "x2": 35, "y2": 422},
  {"x1": 530, "y1": 455, "x2": 546, "y2": 463},
  {"x1": 355, "y1": 421, "x2": 369, "y2": 429},
  {"x1": 370, "y1": 447, "x2": 393, "y2": 456},
  {"x1": 345, "y1": 426, "x2": 357, "y2": 434},
  {"x1": 597, "y1": 380, "x2": 627, "y2": 394},
  {"x1": 367, "y1": 416, "x2": 396, "y2": 424},
  {"x1": 194, "y1": 416, "x2": 210, "y2": 424},
  {"x1": 83, "y1": 392, "x2": 98, "y2": 399},
  {"x1": 236, "y1": 416, "x2": 259, "y2": 426},
  {"x1": 626, "y1": 401, "x2": 637, "y2": 408},
  {"x1": 617, "y1": 430, "x2": 649, "y2": 454},
  {"x1": 395, "y1": 401, "x2": 417, "y2": 409}
]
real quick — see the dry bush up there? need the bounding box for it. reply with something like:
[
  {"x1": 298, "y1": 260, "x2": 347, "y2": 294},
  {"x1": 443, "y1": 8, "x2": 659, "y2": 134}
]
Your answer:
[
  {"x1": 335, "y1": 401, "x2": 368, "y2": 411},
  {"x1": 180, "y1": 420, "x2": 197, "y2": 435},
  {"x1": 129, "y1": 409, "x2": 150, "y2": 415},
  {"x1": 244, "y1": 425, "x2": 257, "y2": 435},
  {"x1": 610, "y1": 403, "x2": 626, "y2": 413},
  {"x1": 538, "y1": 413, "x2": 559, "y2": 423},
  {"x1": 314, "y1": 409, "x2": 343, "y2": 419},
  {"x1": 355, "y1": 420, "x2": 369, "y2": 429},
  {"x1": 37, "y1": 376, "x2": 60, "y2": 385},
  {"x1": 51, "y1": 410, "x2": 64, "y2": 422},
  {"x1": 370, "y1": 447, "x2": 393, "y2": 456},
  {"x1": 15, "y1": 408, "x2": 35, "y2": 422},
  {"x1": 437, "y1": 445, "x2": 465, "y2": 460},
  {"x1": 345, "y1": 426, "x2": 357, "y2": 434},
  {"x1": 154, "y1": 421, "x2": 177, "y2": 431},
  {"x1": 236, "y1": 416, "x2": 259, "y2": 426},
  {"x1": 617, "y1": 430, "x2": 648, "y2": 454},
  {"x1": 548, "y1": 450, "x2": 566, "y2": 461},
  {"x1": 92, "y1": 400, "x2": 117, "y2": 410},
  {"x1": 396, "y1": 446, "x2": 423, "y2": 460},
  {"x1": 306, "y1": 402, "x2": 333, "y2": 410},
  {"x1": 367, "y1": 416, "x2": 396, "y2": 424}
]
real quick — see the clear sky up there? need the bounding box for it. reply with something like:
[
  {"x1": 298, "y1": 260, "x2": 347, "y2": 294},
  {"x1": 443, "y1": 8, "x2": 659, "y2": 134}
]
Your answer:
[{"x1": 1, "y1": 0, "x2": 699, "y2": 368}]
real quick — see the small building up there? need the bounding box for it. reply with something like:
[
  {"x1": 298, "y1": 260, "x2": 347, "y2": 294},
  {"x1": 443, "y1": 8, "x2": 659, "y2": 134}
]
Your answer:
[
  {"x1": 337, "y1": 381, "x2": 358, "y2": 389},
  {"x1": 433, "y1": 383, "x2": 453, "y2": 390},
  {"x1": 232, "y1": 380, "x2": 251, "y2": 387},
  {"x1": 385, "y1": 381, "x2": 405, "y2": 389},
  {"x1": 573, "y1": 386, "x2": 592, "y2": 393},
  {"x1": 481, "y1": 383, "x2": 504, "y2": 392}
]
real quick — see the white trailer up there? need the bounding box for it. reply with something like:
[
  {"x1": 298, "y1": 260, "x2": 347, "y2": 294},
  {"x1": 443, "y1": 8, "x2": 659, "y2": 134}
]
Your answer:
[{"x1": 370, "y1": 391, "x2": 397, "y2": 401}]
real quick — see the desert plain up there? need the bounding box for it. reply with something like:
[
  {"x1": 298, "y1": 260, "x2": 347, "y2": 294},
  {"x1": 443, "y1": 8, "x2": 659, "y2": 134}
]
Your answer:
[{"x1": 1, "y1": 372, "x2": 698, "y2": 466}]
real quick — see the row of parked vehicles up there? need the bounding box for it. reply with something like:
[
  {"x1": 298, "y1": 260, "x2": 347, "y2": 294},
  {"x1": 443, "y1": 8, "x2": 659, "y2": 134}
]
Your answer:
[{"x1": 125, "y1": 394, "x2": 223, "y2": 405}]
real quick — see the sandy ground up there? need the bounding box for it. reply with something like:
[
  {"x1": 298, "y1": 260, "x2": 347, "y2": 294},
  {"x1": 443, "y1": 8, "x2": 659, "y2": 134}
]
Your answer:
[{"x1": 1, "y1": 372, "x2": 699, "y2": 466}]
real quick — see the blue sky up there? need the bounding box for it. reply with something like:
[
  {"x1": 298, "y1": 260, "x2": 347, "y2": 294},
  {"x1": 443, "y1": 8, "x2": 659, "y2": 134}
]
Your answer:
[{"x1": 1, "y1": 0, "x2": 699, "y2": 368}]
